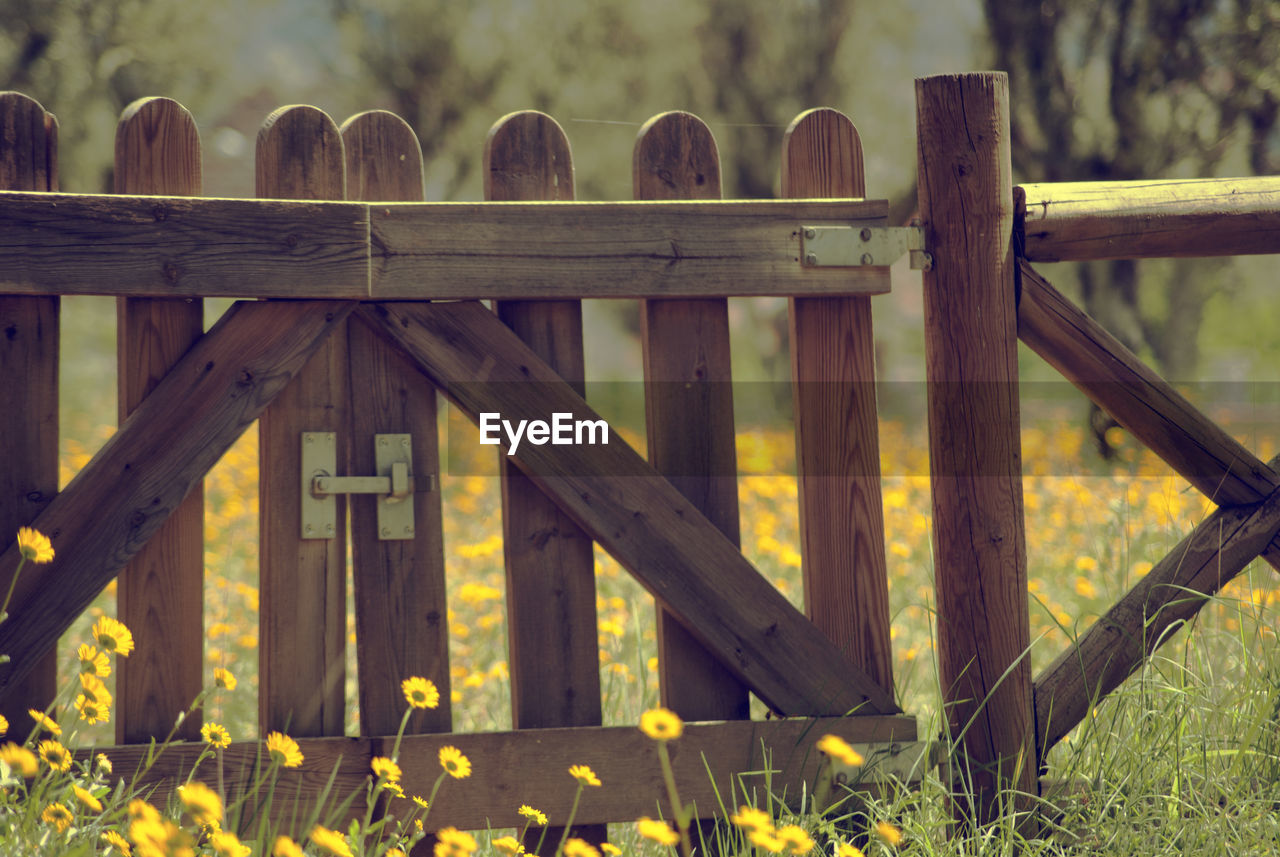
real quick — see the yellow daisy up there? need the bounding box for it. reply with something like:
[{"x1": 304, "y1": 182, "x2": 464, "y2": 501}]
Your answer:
[
  {"x1": 875, "y1": 821, "x2": 902, "y2": 847},
  {"x1": 309, "y1": 825, "x2": 354, "y2": 857},
  {"x1": 439, "y1": 745, "x2": 471, "y2": 779},
  {"x1": 601, "y1": 845, "x2": 622, "y2": 856},
  {"x1": 78, "y1": 645, "x2": 111, "y2": 678},
  {"x1": 38, "y1": 738, "x2": 72, "y2": 772},
  {"x1": 837, "y1": 843, "x2": 865, "y2": 857},
  {"x1": 16, "y1": 527, "x2": 54, "y2": 563},
  {"x1": 563, "y1": 837, "x2": 601, "y2": 857},
  {"x1": 0, "y1": 742, "x2": 37, "y2": 777},
  {"x1": 178, "y1": 781, "x2": 223, "y2": 828},
  {"x1": 28, "y1": 708, "x2": 61, "y2": 736},
  {"x1": 75, "y1": 693, "x2": 109, "y2": 725},
  {"x1": 0, "y1": 713, "x2": 7, "y2": 735},
  {"x1": 92, "y1": 616, "x2": 135, "y2": 657},
  {"x1": 776, "y1": 825, "x2": 815, "y2": 855},
  {"x1": 435, "y1": 826, "x2": 477, "y2": 857},
  {"x1": 749, "y1": 830, "x2": 786, "y2": 853},
  {"x1": 214, "y1": 667, "x2": 237, "y2": 690},
  {"x1": 730, "y1": 805, "x2": 774, "y2": 835},
  {"x1": 816, "y1": 734, "x2": 864, "y2": 767},
  {"x1": 371, "y1": 755, "x2": 402, "y2": 782},
  {"x1": 73, "y1": 784, "x2": 103, "y2": 813},
  {"x1": 41, "y1": 802, "x2": 73, "y2": 832},
  {"x1": 402, "y1": 676, "x2": 440, "y2": 709},
  {"x1": 265, "y1": 731, "x2": 304, "y2": 768},
  {"x1": 568, "y1": 763, "x2": 601, "y2": 787},
  {"x1": 636, "y1": 816, "x2": 680, "y2": 846},
  {"x1": 639, "y1": 707, "x2": 684, "y2": 741},
  {"x1": 273, "y1": 835, "x2": 304, "y2": 857},
  {"x1": 518, "y1": 804, "x2": 548, "y2": 825},
  {"x1": 211, "y1": 830, "x2": 251, "y2": 857},
  {"x1": 202, "y1": 722, "x2": 232, "y2": 748},
  {"x1": 100, "y1": 829, "x2": 132, "y2": 854},
  {"x1": 492, "y1": 835, "x2": 524, "y2": 856}
]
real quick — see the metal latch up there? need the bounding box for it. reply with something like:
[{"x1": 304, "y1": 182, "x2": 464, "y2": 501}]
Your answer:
[
  {"x1": 801, "y1": 224, "x2": 931, "y2": 270},
  {"x1": 300, "y1": 432, "x2": 434, "y2": 541}
]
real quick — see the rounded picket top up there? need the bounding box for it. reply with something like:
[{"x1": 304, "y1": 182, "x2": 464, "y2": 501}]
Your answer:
[
  {"x1": 0, "y1": 91, "x2": 58, "y2": 191},
  {"x1": 483, "y1": 110, "x2": 574, "y2": 202},
  {"x1": 782, "y1": 107, "x2": 864, "y2": 199},
  {"x1": 339, "y1": 109, "x2": 424, "y2": 202},
  {"x1": 256, "y1": 104, "x2": 345, "y2": 200},
  {"x1": 115, "y1": 97, "x2": 202, "y2": 196},
  {"x1": 633, "y1": 110, "x2": 720, "y2": 200}
]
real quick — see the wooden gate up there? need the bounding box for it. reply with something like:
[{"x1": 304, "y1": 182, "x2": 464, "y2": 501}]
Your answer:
[{"x1": 0, "y1": 90, "x2": 920, "y2": 832}]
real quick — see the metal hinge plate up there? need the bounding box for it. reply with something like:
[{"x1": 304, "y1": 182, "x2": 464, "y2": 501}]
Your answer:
[
  {"x1": 801, "y1": 225, "x2": 931, "y2": 270},
  {"x1": 301, "y1": 432, "x2": 431, "y2": 541}
]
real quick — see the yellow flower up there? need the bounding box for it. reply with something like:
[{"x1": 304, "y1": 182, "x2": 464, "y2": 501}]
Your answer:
[
  {"x1": 518, "y1": 804, "x2": 548, "y2": 825},
  {"x1": 383, "y1": 780, "x2": 405, "y2": 798},
  {"x1": 101, "y1": 829, "x2": 132, "y2": 854},
  {"x1": 310, "y1": 825, "x2": 354, "y2": 857},
  {"x1": 639, "y1": 707, "x2": 684, "y2": 741},
  {"x1": 273, "y1": 835, "x2": 304, "y2": 857},
  {"x1": 78, "y1": 644, "x2": 111, "y2": 677},
  {"x1": 435, "y1": 826, "x2": 477, "y2": 857},
  {"x1": 776, "y1": 825, "x2": 815, "y2": 855},
  {"x1": 749, "y1": 830, "x2": 786, "y2": 853},
  {"x1": 41, "y1": 802, "x2": 73, "y2": 832},
  {"x1": 265, "y1": 731, "x2": 304, "y2": 768},
  {"x1": 16, "y1": 527, "x2": 54, "y2": 563},
  {"x1": 371, "y1": 755, "x2": 402, "y2": 781},
  {"x1": 29, "y1": 707, "x2": 61, "y2": 736},
  {"x1": 0, "y1": 742, "x2": 38, "y2": 777},
  {"x1": 439, "y1": 745, "x2": 471, "y2": 779},
  {"x1": 875, "y1": 821, "x2": 903, "y2": 847},
  {"x1": 202, "y1": 722, "x2": 232, "y2": 748},
  {"x1": 211, "y1": 830, "x2": 251, "y2": 857},
  {"x1": 730, "y1": 805, "x2": 774, "y2": 835},
  {"x1": 563, "y1": 838, "x2": 600, "y2": 857},
  {"x1": 836, "y1": 843, "x2": 865, "y2": 857},
  {"x1": 73, "y1": 784, "x2": 103, "y2": 813},
  {"x1": 413, "y1": 795, "x2": 430, "y2": 809},
  {"x1": 636, "y1": 816, "x2": 680, "y2": 846},
  {"x1": 493, "y1": 835, "x2": 524, "y2": 856},
  {"x1": 568, "y1": 763, "x2": 601, "y2": 787},
  {"x1": 0, "y1": 714, "x2": 7, "y2": 735},
  {"x1": 386, "y1": 850, "x2": 406, "y2": 857},
  {"x1": 402, "y1": 676, "x2": 441, "y2": 709},
  {"x1": 76, "y1": 692, "x2": 110, "y2": 725},
  {"x1": 816, "y1": 734, "x2": 864, "y2": 767},
  {"x1": 214, "y1": 667, "x2": 237, "y2": 690},
  {"x1": 127, "y1": 798, "x2": 160, "y2": 822},
  {"x1": 92, "y1": 616, "x2": 135, "y2": 657},
  {"x1": 38, "y1": 738, "x2": 72, "y2": 772},
  {"x1": 178, "y1": 781, "x2": 223, "y2": 828},
  {"x1": 601, "y1": 845, "x2": 622, "y2": 856}
]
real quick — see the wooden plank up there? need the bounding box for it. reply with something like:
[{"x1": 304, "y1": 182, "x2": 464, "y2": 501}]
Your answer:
[
  {"x1": 79, "y1": 714, "x2": 918, "y2": 830},
  {"x1": 916, "y1": 73, "x2": 1037, "y2": 813},
  {"x1": 487, "y1": 109, "x2": 604, "y2": 849},
  {"x1": 1034, "y1": 464, "x2": 1280, "y2": 757},
  {"x1": 368, "y1": 197, "x2": 891, "y2": 298},
  {"x1": 0, "y1": 190, "x2": 368, "y2": 297},
  {"x1": 634, "y1": 112, "x2": 749, "y2": 726},
  {"x1": 257, "y1": 105, "x2": 350, "y2": 739},
  {"x1": 340, "y1": 110, "x2": 451, "y2": 737},
  {"x1": 358, "y1": 300, "x2": 899, "y2": 718},
  {"x1": 0, "y1": 91, "x2": 59, "y2": 729},
  {"x1": 782, "y1": 108, "x2": 894, "y2": 694},
  {"x1": 114, "y1": 96, "x2": 206, "y2": 744},
  {"x1": 1019, "y1": 177, "x2": 1280, "y2": 261},
  {"x1": 0, "y1": 300, "x2": 355, "y2": 695}
]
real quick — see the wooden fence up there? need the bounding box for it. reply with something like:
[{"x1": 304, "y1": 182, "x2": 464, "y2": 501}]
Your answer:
[{"x1": 2, "y1": 70, "x2": 1279, "y2": 833}]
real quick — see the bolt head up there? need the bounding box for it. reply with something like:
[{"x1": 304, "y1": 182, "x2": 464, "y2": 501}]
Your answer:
[
  {"x1": 805, "y1": 253, "x2": 819, "y2": 266},
  {"x1": 860, "y1": 253, "x2": 874, "y2": 265},
  {"x1": 860, "y1": 227, "x2": 872, "y2": 241},
  {"x1": 803, "y1": 228, "x2": 816, "y2": 240}
]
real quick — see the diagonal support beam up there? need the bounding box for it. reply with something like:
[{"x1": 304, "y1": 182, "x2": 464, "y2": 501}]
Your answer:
[
  {"x1": 1017, "y1": 258, "x2": 1280, "y2": 570},
  {"x1": 1033, "y1": 455, "x2": 1280, "y2": 758},
  {"x1": 358, "y1": 300, "x2": 899, "y2": 717},
  {"x1": 0, "y1": 300, "x2": 355, "y2": 696}
]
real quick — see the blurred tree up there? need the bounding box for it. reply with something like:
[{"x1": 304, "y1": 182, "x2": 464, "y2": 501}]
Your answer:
[{"x1": 986, "y1": 0, "x2": 1280, "y2": 394}]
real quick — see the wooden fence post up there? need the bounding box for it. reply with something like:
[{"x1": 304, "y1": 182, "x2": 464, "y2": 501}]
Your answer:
[
  {"x1": 114, "y1": 97, "x2": 205, "y2": 744},
  {"x1": 915, "y1": 72, "x2": 1038, "y2": 819},
  {"x1": 0, "y1": 92, "x2": 59, "y2": 732},
  {"x1": 633, "y1": 111, "x2": 750, "y2": 726},
  {"x1": 257, "y1": 105, "x2": 349, "y2": 738},
  {"x1": 782, "y1": 108, "x2": 894, "y2": 697}
]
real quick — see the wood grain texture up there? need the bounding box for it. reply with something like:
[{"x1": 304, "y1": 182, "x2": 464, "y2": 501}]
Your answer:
[
  {"x1": 340, "y1": 110, "x2": 452, "y2": 737},
  {"x1": 1034, "y1": 459, "x2": 1280, "y2": 756},
  {"x1": 358, "y1": 300, "x2": 899, "y2": 717},
  {"x1": 1019, "y1": 177, "x2": 1280, "y2": 261},
  {"x1": 916, "y1": 73, "x2": 1037, "y2": 809},
  {"x1": 0, "y1": 300, "x2": 355, "y2": 695},
  {"x1": 634, "y1": 111, "x2": 749, "y2": 724},
  {"x1": 782, "y1": 108, "x2": 894, "y2": 695},
  {"x1": 114, "y1": 96, "x2": 206, "y2": 744},
  {"x1": 257, "y1": 105, "x2": 349, "y2": 738},
  {"x1": 0, "y1": 91, "x2": 58, "y2": 727},
  {"x1": 78, "y1": 715, "x2": 918, "y2": 831},
  {"x1": 487, "y1": 109, "x2": 604, "y2": 849}
]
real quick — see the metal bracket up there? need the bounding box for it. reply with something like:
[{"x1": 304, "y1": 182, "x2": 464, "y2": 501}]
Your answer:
[
  {"x1": 301, "y1": 432, "x2": 433, "y2": 541},
  {"x1": 801, "y1": 224, "x2": 931, "y2": 270}
]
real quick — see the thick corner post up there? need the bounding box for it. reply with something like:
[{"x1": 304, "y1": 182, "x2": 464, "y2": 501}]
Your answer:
[{"x1": 915, "y1": 72, "x2": 1038, "y2": 820}]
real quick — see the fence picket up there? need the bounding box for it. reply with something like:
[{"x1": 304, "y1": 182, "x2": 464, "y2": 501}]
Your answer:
[
  {"x1": 633, "y1": 112, "x2": 750, "y2": 729},
  {"x1": 340, "y1": 110, "x2": 452, "y2": 737},
  {"x1": 114, "y1": 97, "x2": 206, "y2": 744},
  {"x1": 782, "y1": 108, "x2": 894, "y2": 695},
  {"x1": 256, "y1": 105, "x2": 349, "y2": 738},
  {"x1": 485, "y1": 111, "x2": 606, "y2": 848},
  {"x1": 0, "y1": 91, "x2": 59, "y2": 733}
]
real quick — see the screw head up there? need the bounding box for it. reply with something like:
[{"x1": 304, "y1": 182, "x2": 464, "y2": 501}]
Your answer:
[
  {"x1": 304, "y1": 524, "x2": 314, "y2": 534},
  {"x1": 860, "y1": 227, "x2": 872, "y2": 241},
  {"x1": 803, "y1": 227, "x2": 816, "y2": 240},
  {"x1": 860, "y1": 253, "x2": 874, "y2": 265},
  {"x1": 805, "y1": 253, "x2": 819, "y2": 266},
  {"x1": 381, "y1": 526, "x2": 391, "y2": 537},
  {"x1": 324, "y1": 523, "x2": 335, "y2": 536}
]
